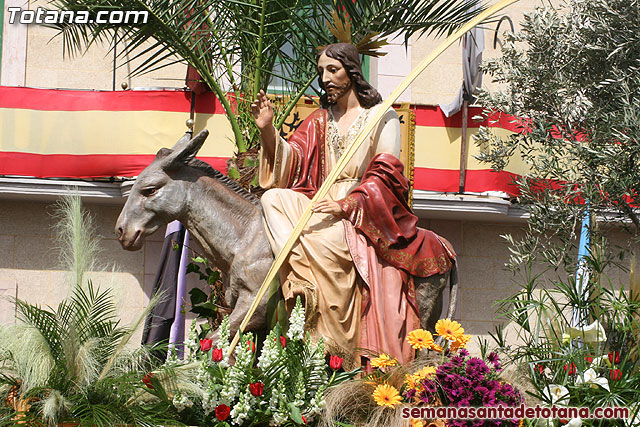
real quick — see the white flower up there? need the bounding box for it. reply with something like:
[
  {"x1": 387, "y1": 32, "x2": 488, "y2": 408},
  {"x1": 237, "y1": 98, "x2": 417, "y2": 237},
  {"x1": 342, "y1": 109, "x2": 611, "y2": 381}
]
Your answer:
[
  {"x1": 287, "y1": 297, "x2": 305, "y2": 341},
  {"x1": 217, "y1": 315, "x2": 231, "y2": 368},
  {"x1": 230, "y1": 390, "x2": 253, "y2": 425},
  {"x1": 258, "y1": 330, "x2": 280, "y2": 371},
  {"x1": 220, "y1": 335, "x2": 253, "y2": 405},
  {"x1": 563, "y1": 320, "x2": 607, "y2": 344},
  {"x1": 542, "y1": 384, "x2": 570, "y2": 406},
  {"x1": 576, "y1": 368, "x2": 610, "y2": 391},
  {"x1": 172, "y1": 393, "x2": 194, "y2": 412},
  {"x1": 566, "y1": 418, "x2": 582, "y2": 427}
]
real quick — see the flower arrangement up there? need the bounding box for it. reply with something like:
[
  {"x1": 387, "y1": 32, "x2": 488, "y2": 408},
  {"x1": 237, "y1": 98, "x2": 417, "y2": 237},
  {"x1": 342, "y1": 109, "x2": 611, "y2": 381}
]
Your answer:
[
  {"x1": 146, "y1": 297, "x2": 357, "y2": 426},
  {"x1": 490, "y1": 238, "x2": 640, "y2": 427},
  {"x1": 320, "y1": 319, "x2": 523, "y2": 427},
  {"x1": 369, "y1": 320, "x2": 523, "y2": 427}
]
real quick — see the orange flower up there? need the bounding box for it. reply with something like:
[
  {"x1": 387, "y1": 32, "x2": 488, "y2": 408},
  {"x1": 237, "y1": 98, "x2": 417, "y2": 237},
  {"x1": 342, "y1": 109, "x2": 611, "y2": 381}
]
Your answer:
[
  {"x1": 431, "y1": 343, "x2": 444, "y2": 353},
  {"x1": 407, "y1": 329, "x2": 434, "y2": 350},
  {"x1": 450, "y1": 333, "x2": 471, "y2": 351},
  {"x1": 372, "y1": 384, "x2": 402, "y2": 407},
  {"x1": 435, "y1": 319, "x2": 465, "y2": 341},
  {"x1": 414, "y1": 366, "x2": 437, "y2": 380},
  {"x1": 410, "y1": 420, "x2": 427, "y2": 427},
  {"x1": 371, "y1": 353, "x2": 397, "y2": 369}
]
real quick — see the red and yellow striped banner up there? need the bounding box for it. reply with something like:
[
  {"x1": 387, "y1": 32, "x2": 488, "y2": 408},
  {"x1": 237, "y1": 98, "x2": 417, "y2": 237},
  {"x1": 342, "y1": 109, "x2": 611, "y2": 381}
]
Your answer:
[{"x1": 0, "y1": 86, "x2": 525, "y2": 194}]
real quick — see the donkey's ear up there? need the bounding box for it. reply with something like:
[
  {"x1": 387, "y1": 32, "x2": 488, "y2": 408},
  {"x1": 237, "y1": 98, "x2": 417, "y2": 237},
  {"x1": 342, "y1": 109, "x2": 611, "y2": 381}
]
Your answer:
[{"x1": 161, "y1": 130, "x2": 209, "y2": 170}]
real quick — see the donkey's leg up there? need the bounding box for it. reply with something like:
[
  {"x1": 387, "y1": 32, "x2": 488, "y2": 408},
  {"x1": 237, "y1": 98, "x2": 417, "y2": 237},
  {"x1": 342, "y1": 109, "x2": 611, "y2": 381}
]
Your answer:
[{"x1": 414, "y1": 273, "x2": 448, "y2": 331}]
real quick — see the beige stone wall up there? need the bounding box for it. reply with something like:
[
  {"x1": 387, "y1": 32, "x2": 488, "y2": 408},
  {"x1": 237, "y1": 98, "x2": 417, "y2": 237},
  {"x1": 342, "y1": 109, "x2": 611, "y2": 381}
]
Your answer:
[
  {"x1": 1, "y1": 197, "x2": 633, "y2": 352},
  {"x1": 5, "y1": 0, "x2": 553, "y2": 100},
  {"x1": 22, "y1": 0, "x2": 187, "y2": 90},
  {"x1": 422, "y1": 218, "x2": 631, "y2": 352},
  {"x1": 0, "y1": 198, "x2": 207, "y2": 345}
]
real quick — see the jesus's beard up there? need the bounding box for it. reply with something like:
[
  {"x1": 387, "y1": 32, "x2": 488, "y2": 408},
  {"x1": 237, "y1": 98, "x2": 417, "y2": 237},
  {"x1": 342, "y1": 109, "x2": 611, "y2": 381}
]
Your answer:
[{"x1": 325, "y1": 80, "x2": 353, "y2": 104}]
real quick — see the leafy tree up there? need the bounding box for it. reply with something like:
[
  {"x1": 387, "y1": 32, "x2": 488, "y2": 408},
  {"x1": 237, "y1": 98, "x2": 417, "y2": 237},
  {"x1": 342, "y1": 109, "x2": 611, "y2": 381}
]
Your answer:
[
  {"x1": 475, "y1": 0, "x2": 640, "y2": 269},
  {"x1": 48, "y1": 0, "x2": 482, "y2": 184}
]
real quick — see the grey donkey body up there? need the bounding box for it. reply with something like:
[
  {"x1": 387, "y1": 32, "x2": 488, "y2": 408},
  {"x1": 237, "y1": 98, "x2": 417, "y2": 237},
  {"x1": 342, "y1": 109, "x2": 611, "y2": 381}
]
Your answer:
[
  {"x1": 115, "y1": 130, "x2": 459, "y2": 341},
  {"x1": 115, "y1": 130, "x2": 273, "y2": 339}
]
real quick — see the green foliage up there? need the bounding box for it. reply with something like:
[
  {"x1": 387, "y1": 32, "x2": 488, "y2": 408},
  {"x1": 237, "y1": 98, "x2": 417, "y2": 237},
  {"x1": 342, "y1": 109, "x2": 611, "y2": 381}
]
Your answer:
[
  {"x1": 0, "y1": 195, "x2": 174, "y2": 426},
  {"x1": 46, "y1": 0, "x2": 482, "y2": 156},
  {"x1": 148, "y1": 298, "x2": 358, "y2": 426},
  {"x1": 491, "y1": 240, "x2": 640, "y2": 426},
  {"x1": 476, "y1": 0, "x2": 640, "y2": 269}
]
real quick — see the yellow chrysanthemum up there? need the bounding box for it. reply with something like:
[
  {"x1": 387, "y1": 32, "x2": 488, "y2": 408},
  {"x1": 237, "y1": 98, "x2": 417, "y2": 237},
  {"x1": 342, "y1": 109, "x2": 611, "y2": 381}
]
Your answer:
[
  {"x1": 407, "y1": 328, "x2": 434, "y2": 350},
  {"x1": 370, "y1": 353, "x2": 397, "y2": 369},
  {"x1": 410, "y1": 420, "x2": 427, "y2": 427},
  {"x1": 435, "y1": 319, "x2": 465, "y2": 341},
  {"x1": 414, "y1": 366, "x2": 437, "y2": 380},
  {"x1": 372, "y1": 384, "x2": 402, "y2": 407},
  {"x1": 405, "y1": 373, "x2": 418, "y2": 389},
  {"x1": 450, "y1": 333, "x2": 472, "y2": 351},
  {"x1": 431, "y1": 343, "x2": 444, "y2": 353}
]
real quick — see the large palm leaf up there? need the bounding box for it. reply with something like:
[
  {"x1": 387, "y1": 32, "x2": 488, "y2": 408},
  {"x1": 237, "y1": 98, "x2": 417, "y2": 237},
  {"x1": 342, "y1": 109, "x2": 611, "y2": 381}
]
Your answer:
[{"x1": 47, "y1": 0, "x2": 483, "y2": 153}]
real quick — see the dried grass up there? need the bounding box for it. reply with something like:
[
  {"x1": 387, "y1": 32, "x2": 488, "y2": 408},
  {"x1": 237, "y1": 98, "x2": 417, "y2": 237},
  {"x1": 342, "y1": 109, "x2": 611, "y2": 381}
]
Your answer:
[{"x1": 320, "y1": 352, "x2": 444, "y2": 427}]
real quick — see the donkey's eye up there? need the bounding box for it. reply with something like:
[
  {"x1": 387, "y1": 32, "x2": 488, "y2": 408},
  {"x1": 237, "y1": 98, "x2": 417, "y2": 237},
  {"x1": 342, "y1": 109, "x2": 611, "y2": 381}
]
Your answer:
[{"x1": 141, "y1": 187, "x2": 158, "y2": 197}]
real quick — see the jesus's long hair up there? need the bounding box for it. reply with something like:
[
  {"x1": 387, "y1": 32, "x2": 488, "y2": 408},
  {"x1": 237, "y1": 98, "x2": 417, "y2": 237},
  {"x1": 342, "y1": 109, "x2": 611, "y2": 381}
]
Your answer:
[{"x1": 317, "y1": 43, "x2": 382, "y2": 109}]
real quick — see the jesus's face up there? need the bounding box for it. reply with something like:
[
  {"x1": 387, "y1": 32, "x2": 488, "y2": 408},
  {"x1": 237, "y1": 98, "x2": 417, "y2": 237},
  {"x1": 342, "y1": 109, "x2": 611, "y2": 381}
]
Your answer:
[{"x1": 317, "y1": 53, "x2": 352, "y2": 104}]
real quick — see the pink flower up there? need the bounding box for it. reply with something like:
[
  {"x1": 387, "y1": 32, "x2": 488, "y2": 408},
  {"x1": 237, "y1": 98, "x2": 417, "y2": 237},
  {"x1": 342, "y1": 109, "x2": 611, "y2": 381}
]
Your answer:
[
  {"x1": 249, "y1": 381, "x2": 264, "y2": 397},
  {"x1": 563, "y1": 363, "x2": 576, "y2": 375},
  {"x1": 200, "y1": 338, "x2": 212, "y2": 352},
  {"x1": 608, "y1": 351, "x2": 621, "y2": 364},
  {"x1": 142, "y1": 372, "x2": 154, "y2": 389},
  {"x1": 610, "y1": 369, "x2": 622, "y2": 381},
  {"x1": 215, "y1": 404, "x2": 230, "y2": 420},
  {"x1": 329, "y1": 355, "x2": 343, "y2": 371},
  {"x1": 211, "y1": 348, "x2": 223, "y2": 362}
]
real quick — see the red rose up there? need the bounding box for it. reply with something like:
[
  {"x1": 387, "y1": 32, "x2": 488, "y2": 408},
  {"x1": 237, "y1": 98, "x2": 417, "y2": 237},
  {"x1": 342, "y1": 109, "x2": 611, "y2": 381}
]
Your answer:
[
  {"x1": 563, "y1": 363, "x2": 576, "y2": 375},
  {"x1": 249, "y1": 381, "x2": 264, "y2": 397},
  {"x1": 279, "y1": 336, "x2": 287, "y2": 348},
  {"x1": 585, "y1": 355, "x2": 593, "y2": 364},
  {"x1": 302, "y1": 415, "x2": 307, "y2": 424},
  {"x1": 608, "y1": 351, "x2": 621, "y2": 364},
  {"x1": 142, "y1": 372, "x2": 154, "y2": 389},
  {"x1": 247, "y1": 340, "x2": 256, "y2": 353},
  {"x1": 200, "y1": 338, "x2": 213, "y2": 352},
  {"x1": 215, "y1": 404, "x2": 230, "y2": 421},
  {"x1": 211, "y1": 348, "x2": 223, "y2": 362},
  {"x1": 610, "y1": 369, "x2": 622, "y2": 381},
  {"x1": 534, "y1": 364, "x2": 544, "y2": 374},
  {"x1": 329, "y1": 355, "x2": 343, "y2": 371}
]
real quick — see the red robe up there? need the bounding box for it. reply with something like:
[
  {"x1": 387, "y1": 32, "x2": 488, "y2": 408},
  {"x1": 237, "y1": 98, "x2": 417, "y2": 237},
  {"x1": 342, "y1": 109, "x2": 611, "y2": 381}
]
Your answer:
[{"x1": 263, "y1": 108, "x2": 456, "y2": 363}]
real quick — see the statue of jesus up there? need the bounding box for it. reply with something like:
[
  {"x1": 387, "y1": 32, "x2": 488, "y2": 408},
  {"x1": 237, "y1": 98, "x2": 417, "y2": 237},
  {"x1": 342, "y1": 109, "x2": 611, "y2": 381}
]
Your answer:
[{"x1": 252, "y1": 43, "x2": 455, "y2": 369}]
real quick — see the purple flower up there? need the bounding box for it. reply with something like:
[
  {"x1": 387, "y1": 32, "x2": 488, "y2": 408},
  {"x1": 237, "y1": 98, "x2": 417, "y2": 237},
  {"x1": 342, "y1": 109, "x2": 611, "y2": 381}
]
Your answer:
[
  {"x1": 466, "y1": 358, "x2": 490, "y2": 380},
  {"x1": 459, "y1": 349, "x2": 469, "y2": 357},
  {"x1": 423, "y1": 379, "x2": 438, "y2": 393},
  {"x1": 450, "y1": 356, "x2": 465, "y2": 367},
  {"x1": 487, "y1": 352, "x2": 499, "y2": 364},
  {"x1": 405, "y1": 388, "x2": 416, "y2": 399}
]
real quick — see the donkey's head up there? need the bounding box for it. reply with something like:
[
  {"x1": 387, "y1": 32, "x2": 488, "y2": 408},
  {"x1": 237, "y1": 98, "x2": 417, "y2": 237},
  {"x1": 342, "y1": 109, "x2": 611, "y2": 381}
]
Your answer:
[{"x1": 115, "y1": 130, "x2": 209, "y2": 250}]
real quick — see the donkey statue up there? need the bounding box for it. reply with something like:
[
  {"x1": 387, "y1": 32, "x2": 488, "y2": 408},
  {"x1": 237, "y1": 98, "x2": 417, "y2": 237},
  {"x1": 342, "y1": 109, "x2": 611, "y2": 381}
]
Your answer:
[{"x1": 115, "y1": 130, "x2": 459, "y2": 342}]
